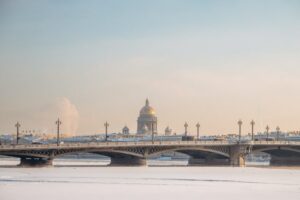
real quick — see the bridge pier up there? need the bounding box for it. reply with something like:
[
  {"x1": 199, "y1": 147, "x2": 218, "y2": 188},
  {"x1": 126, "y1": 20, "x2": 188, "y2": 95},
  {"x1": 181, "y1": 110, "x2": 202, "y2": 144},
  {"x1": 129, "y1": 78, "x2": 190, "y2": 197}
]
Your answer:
[
  {"x1": 270, "y1": 156, "x2": 300, "y2": 166},
  {"x1": 110, "y1": 157, "x2": 146, "y2": 166},
  {"x1": 229, "y1": 145, "x2": 246, "y2": 167},
  {"x1": 229, "y1": 154, "x2": 245, "y2": 167},
  {"x1": 19, "y1": 157, "x2": 53, "y2": 167}
]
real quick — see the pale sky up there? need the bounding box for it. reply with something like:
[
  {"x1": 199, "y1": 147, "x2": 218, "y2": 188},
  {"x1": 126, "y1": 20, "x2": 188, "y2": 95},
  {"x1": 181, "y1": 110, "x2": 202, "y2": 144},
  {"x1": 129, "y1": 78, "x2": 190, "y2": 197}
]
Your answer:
[{"x1": 0, "y1": 0, "x2": 300, "y2": 136}]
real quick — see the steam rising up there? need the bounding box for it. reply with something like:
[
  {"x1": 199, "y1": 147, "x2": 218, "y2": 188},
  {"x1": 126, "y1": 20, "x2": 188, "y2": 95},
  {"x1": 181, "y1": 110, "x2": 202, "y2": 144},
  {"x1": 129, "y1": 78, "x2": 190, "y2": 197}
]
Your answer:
[
  {"x1": 55, "y1": 97, "x2": 79, "y2": 135},
  {"x1": 39, "y1": 97, "x2": 80, "y2": 136}
]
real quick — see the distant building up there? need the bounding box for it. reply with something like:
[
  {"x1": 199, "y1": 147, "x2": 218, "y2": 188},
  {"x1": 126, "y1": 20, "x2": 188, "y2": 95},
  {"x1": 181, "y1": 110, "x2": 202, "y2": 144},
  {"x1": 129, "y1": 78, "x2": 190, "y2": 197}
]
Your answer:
[
  {"x1": 137, "y1": 99, "x2": 157, "y2": 135},
  {"x1": 0, "y1": 134, "x2": 13, "y2": 144},
  {"x1": 122, "y1": 126, "x2": 129, "y2": 135},
  {"x1": 165, "y1": 126, "x2": 172, "y2": 135}
]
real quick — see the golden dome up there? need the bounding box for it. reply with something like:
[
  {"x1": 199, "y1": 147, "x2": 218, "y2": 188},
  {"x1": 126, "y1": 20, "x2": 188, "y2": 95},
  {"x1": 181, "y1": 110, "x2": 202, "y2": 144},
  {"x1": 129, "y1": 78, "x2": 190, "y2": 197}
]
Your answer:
[{"x1": 139, "y1": 99, "x2": 156, "y2": 116}]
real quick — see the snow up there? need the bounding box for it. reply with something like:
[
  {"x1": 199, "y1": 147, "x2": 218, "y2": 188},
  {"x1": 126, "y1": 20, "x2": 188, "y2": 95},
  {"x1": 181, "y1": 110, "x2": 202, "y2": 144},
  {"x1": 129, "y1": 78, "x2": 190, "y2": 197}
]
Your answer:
[{"x1": 0, "y1": 161, "x2": 300, "y2": 200}]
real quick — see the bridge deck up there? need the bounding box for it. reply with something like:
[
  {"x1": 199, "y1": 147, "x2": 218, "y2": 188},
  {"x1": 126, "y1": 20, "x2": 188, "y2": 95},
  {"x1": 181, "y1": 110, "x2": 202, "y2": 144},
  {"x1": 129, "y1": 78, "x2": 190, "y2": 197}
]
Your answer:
[{"x1": 0, "y1": 141, "x2": 299, "y2": 151}]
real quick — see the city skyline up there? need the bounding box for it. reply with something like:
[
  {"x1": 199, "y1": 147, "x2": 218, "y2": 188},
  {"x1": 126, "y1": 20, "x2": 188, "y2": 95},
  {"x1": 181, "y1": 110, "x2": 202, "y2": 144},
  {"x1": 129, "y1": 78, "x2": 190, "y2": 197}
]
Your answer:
[
  {"x1": 1, "y1": 1, "x2": 300, "y2": 135},
  {"x1": 0, "y1": 98, "x2": 295, "y2": 136}
]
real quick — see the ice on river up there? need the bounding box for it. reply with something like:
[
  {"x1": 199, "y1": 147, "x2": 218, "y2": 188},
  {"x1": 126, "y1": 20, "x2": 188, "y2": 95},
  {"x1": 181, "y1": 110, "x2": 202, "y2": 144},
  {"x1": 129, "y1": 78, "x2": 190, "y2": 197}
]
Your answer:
[{"x1": 0, "y1": 161, "x2": 300, "y2": 200}]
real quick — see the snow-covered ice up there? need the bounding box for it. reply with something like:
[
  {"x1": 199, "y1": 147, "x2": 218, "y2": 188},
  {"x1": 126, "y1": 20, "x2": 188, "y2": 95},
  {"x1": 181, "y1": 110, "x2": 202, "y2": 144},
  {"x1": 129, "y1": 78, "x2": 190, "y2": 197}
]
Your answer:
[{"x1": 0, "y1": 161, "x2": 300, "y2": 200}]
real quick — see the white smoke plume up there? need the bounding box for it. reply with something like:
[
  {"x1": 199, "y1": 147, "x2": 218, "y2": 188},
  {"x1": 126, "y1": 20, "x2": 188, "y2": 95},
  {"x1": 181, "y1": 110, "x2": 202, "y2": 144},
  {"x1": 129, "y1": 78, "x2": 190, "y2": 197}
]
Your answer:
[
  {"x1": 39, "y1": 97, "x2": 80, "y2": 136},
  {"x1": 55, "y1": 97, "x2": 80, "y2": 136}
]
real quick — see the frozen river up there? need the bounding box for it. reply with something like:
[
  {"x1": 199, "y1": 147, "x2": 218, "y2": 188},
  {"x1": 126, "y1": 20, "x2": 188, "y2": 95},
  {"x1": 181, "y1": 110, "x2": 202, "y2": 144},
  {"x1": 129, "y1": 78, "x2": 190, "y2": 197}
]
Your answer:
[{"x1": 0, "y1": 160, "x2": 300, "y2": 200}]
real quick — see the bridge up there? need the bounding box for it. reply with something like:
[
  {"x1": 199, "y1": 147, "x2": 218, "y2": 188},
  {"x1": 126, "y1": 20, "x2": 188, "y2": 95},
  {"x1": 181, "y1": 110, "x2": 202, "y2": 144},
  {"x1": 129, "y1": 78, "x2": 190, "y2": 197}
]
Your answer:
[{"x1": 1, "y1": 141, "x2": 300, "y2": 167}]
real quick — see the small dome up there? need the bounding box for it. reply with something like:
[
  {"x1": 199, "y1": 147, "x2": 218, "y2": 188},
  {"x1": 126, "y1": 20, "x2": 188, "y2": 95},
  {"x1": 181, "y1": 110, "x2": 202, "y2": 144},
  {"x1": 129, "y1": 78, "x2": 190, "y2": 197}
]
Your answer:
[
  {"x1": 139, "y1": 99, "x2": 156, "y2": 116},
  {"x1": 122, "y1": 126, "x2": 129, "y2": 131},
  {"x1": 165, "y1": 126, "x2": 170, "y2": 132},
  {"x1": 122, "y1": 125, "x2": 130, "y2": 134},
  {"x1": 165, "y1": 126, "x2": 172, "y2": 135}
]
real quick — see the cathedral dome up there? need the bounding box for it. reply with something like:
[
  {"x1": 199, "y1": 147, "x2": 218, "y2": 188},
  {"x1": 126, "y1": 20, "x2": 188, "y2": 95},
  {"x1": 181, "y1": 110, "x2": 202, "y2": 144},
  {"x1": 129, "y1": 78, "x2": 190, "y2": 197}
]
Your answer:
[
  {"x1": 137, "y1": 99, "x2": 157, "y2": 134},
  {"x1": 139, "y1": 99, "x2": 156, "y2": 116}
]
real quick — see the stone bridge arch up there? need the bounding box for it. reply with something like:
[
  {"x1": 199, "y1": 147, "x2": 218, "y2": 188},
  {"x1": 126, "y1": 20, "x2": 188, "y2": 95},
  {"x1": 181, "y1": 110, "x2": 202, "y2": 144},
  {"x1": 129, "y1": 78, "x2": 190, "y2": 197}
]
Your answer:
[
  {"x1": 54, "y1": 148, "x2": 146, "y2": 166},
  {"x1": 147, "y1": 146, "x2": 230, "y2": 158},
  {"x1": 0, "y1": 147, "x2": 148, "y2": 166},
  {"x1": 146, "y1": 146, "x2": 231, "y2": 166},
  {"x1": 0, "y1": 150, "x2": 54, "y2": 167},
  {"x1": 252, "y1": 146, "x2": 300, "y2": 166}
]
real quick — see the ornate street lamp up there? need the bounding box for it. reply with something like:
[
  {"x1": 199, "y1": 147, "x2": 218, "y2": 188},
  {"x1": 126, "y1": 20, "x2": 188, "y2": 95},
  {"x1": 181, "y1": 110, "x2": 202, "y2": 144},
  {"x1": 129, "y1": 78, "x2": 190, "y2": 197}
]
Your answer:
[
  {"x1": 104, "y1": 122, "x2": 109, "y2": 142},
  {"x1": 55, "y1": 118, "x2": 62, "y2": 146},
  {"x1": 266, "y1": 125, "x2": 270, "y2": 141},
  {"x1": 15, "y1": 122, "x2": 21, "y2": 145},
  {"x1": 184, "y1": 122, "x2": 188, "y2": 137},
  {"x1": 276, "y1": 126, "x2": 280, "y2": 141},
  {"x1": 238, "y1": 120, "x2": 242, "y2": 143},
  {"x1": 196, "y1": 123, "x2": 200, "y2": 140},
  {"x1": 250, "y1": 120, "x2": 255, "y2": 141},
  {"x1": 151, "y1": 119, "x2": 154, "y2": 144}
]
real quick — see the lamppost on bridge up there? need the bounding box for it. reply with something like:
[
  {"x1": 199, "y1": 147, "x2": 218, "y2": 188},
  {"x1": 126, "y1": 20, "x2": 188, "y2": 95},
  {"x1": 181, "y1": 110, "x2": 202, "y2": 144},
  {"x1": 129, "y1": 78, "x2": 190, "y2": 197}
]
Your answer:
[
  {"x1": 250, "y1": 120, "x2": 255, "y2": 141},
  {"x1": 104, "y1": 121, "x2": 109, "y2": 142},
  {"x1": 184, "y1": 122, "x2": 188, "y2": 137},
  {"x1": 196, "y1": 123, "x2": 200, "y2": 140},
  {"x1": 238, "y1": 120, "x2": 242, "y2": 143},
  {"x1": 276, "y1": 126, "x2": 280, "y2": 141},
  {"x1": 15, "y1": 122, "x2": 21, "y2": 145},
  {"x1": 266, "y1": 125, "x2": 270, "y2": 141},
  {"x1": 151, "y1": 119, "x2": 154, "y2": 144},
  {"x1": 55, "y1": 118, "x2": 62, "y2": 146}
]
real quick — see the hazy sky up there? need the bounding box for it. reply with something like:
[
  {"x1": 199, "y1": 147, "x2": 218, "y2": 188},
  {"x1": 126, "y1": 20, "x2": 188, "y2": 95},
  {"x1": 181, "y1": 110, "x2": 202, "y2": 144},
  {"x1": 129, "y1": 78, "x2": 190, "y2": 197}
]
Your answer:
[{"x1": 0, "y1": 0, "x2": 300, "y2": 136}]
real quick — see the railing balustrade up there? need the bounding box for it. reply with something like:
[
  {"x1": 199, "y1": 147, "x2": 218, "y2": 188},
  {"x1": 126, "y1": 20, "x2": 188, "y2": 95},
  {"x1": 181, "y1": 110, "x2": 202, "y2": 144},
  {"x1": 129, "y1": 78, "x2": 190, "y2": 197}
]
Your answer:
[{"x1": 0, "y1": 140, "x2": 300, "y2": 150}]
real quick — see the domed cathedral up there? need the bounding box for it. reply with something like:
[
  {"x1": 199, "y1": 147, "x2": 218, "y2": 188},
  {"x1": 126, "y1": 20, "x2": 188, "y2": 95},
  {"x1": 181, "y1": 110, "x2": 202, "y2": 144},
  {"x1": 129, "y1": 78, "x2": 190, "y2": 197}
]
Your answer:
[{"x1": 137, "y1": 99, "x2": 157, "y2": 135}]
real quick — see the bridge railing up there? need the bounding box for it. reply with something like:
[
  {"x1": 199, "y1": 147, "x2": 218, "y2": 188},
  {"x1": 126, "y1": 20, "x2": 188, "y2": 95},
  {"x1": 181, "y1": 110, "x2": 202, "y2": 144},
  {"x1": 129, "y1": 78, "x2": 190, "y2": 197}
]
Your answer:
[
  {"x1": 252, "y1": 141, "x2": 300, "y2": 145},
  {"x1": 0, "y1": 140, "x2": 234, "y2": 150},
  {"x1": 1, "y1": 140, "x2": 300, "y2": 150}
]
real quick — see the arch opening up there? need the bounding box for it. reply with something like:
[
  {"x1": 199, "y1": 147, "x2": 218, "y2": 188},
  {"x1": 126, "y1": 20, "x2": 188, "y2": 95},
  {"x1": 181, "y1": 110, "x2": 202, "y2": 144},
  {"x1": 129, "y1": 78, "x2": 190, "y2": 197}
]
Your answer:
[
  {"x1": 148, "y1": 148, "x2": 230, "y2": 166},
  {"x1": 54, "y1": 150, "x2": 146, "y2": 166},
  {"x1": 54, "y1": 152, "x2": 110, "y2": 166},
  {"x1": 254, "y1": 148, "x2": 300, "y2": 166}
]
